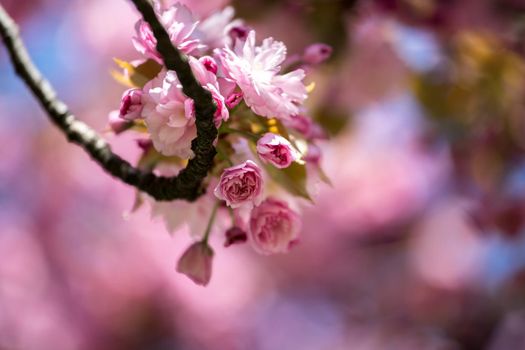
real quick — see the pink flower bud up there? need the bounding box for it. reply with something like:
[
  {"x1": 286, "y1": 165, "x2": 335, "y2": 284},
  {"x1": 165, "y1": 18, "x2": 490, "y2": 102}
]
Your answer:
[
  {"x1": 225, "y1": 92, "x2": 243, "y2": 109},
  {"x1": 303, "y1": 43, "x2": 332, "y2": 65},
  {"x1": 136, "y1": 138, "x2": 153, "y2": 151},
  {"x1": 199, "y1": 56, "x2": 218, "y2": 74},
  {"x1": 256, "y1": 133, "x2": 300, "y2": 169},
  {"x1": 214, "y1": 160, "x2": 263, "y2": 209},
  {"x1": 249, "y1": 198, "x2": 301, "y2": 255},
  {"x1": 228, "y1": 24, "x2": 250, "y2": 42},
  {"x1": 176, "y1": 242, "x2": 214, "y2": 286},
  {"x1": 119, "y1": 88, "x2": 143, "y2": 120},
  {"x1": 224, "y1": 226, "x2": 248, "y2": 247},
  {"x1": 108, "y1": 111, "x2": 131, "y2": 134},
  {"x1": 285, "y1": 114, "x2": 327, "y2": 140}
]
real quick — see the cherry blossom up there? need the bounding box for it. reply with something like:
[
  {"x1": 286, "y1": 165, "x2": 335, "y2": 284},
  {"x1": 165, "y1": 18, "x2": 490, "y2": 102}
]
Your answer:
[
  {"x1": 217, "y1": 30, "x2": 308, "y2": 121},
  {"x1": 249, "y1": 197, "x2": 301, "y2": 255},
  {"x1": 132, "y1": 3, "x2": 203, "y2": 62},
  {"x1": 214, "y1": 160, "x2": 264, "y2": 209}
]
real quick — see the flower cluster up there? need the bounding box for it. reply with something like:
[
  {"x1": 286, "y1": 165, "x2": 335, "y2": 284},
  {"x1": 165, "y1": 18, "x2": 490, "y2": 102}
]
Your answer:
[{"x1": 109, "y1": 1, "x2": 331, "y2": 286}]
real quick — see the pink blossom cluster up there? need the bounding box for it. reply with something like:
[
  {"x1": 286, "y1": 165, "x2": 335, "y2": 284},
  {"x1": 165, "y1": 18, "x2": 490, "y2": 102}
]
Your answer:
[{"x1": 109, "y1": 1, "x2": 331, "y2": 286}]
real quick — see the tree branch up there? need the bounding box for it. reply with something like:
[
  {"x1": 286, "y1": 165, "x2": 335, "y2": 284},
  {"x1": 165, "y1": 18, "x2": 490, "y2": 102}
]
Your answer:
[{"x1": 0, "y1": 2, "x2": 217, "y2": 201}]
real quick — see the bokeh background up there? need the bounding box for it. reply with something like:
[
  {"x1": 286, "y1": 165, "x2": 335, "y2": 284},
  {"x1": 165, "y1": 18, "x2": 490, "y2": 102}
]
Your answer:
[{"x1": 2, "y1": 0, "x2": 525, "y2": 349}]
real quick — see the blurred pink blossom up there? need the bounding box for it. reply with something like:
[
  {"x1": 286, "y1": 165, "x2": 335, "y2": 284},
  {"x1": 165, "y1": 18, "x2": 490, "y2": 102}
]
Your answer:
[
  {"x1": 197, "y1": 6, "x2": 243, "y2": 49},
  {"x1": 249, "y1": 197, "x2": 301, "y2": 255},
  {"x1": 303, "y1": 43, "x2": 333, "y2": 65},
  {"x1": 285, "y1": 114, "x2": 327, "y2": 140},
  {"x1": 409, "y1": 198, "x2": 488, "y2": 290}
]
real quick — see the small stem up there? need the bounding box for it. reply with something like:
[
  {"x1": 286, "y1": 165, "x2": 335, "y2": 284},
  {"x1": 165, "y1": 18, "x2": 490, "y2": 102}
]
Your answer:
[
  {"x1": 216, "y1": 143, "x2": 234, "y2": 166},
  {"x1": 202, "y1": 201, "x2": 221, "y2": 244},
  {"x1": 283, "y1": 56, "x2": 303, "y2": 73},
  {"x1": 228, "y1": 206, "x2": 235, "y2": 225}
]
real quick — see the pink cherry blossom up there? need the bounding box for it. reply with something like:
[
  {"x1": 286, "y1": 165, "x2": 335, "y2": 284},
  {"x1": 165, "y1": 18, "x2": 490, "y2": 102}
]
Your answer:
[
  {"x1": 197, "y1": 6, "x2": 243, "y2": 49},
  {"x1": 119, "y1": 88, "x2": 143, "y2": 120},
  {"x1": 141, "y1": 58, "x2": 228, "y2": 158},
  {"x1": 132, "y1": 3, "x2": 203, "y2": 63},
  {"x1": 256, "y1": 133, "x2": 300, "y2": 169},
  {"x1": 176, "y1": 242, "x2": 214, "y2": 286},
  {"x1": 249, "y1": 197, "x2": 301, "y2": 255},
  {"x1": 217, "y1": 30, "x2": 307, "y2": 121},
  {"x1": 214, "y1": 160, "x2": 263, "y2": 209},
  {"x1": 141, "y1": 70, "x2": 197, "y2": 158},
  {"x1": 187, "y1": 56, "x2": 229, "y2": 125},
  {"x1": 132, "y1": 20, "x2": 161, "y2": 62}
]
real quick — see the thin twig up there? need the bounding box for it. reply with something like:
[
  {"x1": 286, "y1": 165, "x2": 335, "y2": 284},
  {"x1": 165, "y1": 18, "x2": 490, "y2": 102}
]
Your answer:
[{"x1": 0, "y1": 2, "x2": 216, "y2": 201}]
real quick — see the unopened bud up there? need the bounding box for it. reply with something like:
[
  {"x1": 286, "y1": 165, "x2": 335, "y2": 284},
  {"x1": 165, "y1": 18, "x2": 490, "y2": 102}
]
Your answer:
[
  {"x1": 303, "y1": 43, "x2": 332, "y2": 65},
  {"x1": 119, "y1": 88, "x2": 143, "y2": 120},
  {"x1": 224, "y1": 226, "x2": 247, "y2": 247},
  {"x1": 176, "y1": 242, "x2": 214, "y2": 286},
  {"x1": 256, "y1": 133, "x2": 301, "y2": 169}
]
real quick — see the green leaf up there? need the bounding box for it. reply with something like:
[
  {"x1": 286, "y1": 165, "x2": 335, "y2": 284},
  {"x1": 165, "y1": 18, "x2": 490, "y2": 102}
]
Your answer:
[
  {"x1": 313, "y1": 106, "x2": 350, "y2": 137},
  {"x1": 265, "y1": 162, "x2": 313, "y2": 201},
  {"x1": 112, "y1": 58, "x2": 162, "y2": 88},
  {"x1": 136, "y1": 147, "x2": 185, "y2": 172},
  {"x1": 131, "y1": 59, "x2": 163, "y2": 87},
  {"x1": 137, "y1": 147, "x2": 163, "y2": 172},
  {"x1": 316, "y1": 165, "x2": 332, "y2": 186}
]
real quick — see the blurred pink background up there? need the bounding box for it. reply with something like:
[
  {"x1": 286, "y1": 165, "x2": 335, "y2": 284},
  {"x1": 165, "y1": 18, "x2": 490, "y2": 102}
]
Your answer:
[{"x1": 2, "y1": 0, "x2": 525, "y2": 349}]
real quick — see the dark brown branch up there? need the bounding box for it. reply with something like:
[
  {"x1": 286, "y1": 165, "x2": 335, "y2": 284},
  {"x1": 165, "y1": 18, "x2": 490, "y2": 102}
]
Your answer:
[{"x1": 0, "y1": 2, "x2": 217, "y2": 201}]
